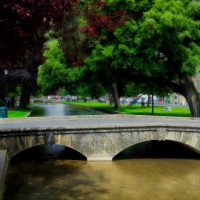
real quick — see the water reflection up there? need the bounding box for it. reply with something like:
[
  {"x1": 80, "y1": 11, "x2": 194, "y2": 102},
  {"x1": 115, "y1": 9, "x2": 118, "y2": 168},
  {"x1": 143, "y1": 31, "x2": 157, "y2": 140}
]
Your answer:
[
  {"x1": 30, "y1": 103, "x2": 105, "y2": 117},
  {"x1": 4, "y1": 159, "x2": 200, "y2": 200}
]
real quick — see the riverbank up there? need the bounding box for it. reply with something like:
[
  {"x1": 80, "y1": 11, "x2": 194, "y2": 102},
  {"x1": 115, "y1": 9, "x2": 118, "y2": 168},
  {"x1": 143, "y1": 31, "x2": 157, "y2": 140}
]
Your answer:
[
  {"x1": 6, "y1": 102, "x2": 191, "y2": 118},
  {"x1": 8, "y1": 108, "x2": 31, "y2": 118},
  {"x1": 64, "y1": 101, "x2": 191, "y2": 117}
]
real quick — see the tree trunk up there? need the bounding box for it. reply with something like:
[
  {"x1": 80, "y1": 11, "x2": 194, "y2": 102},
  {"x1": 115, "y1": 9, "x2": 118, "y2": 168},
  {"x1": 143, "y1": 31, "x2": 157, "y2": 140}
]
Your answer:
[
  {"x1": 109, "y1": 94, "x2": 113, "y2": 106},
  {"x1": 181, "y1": 75, "x2": 200, "y2": 117},
  {"x1": 151, "y1": 85, "x2": 154, "y2": 115},
  {"x1": 10, "y1": 97, "x2": 15, "y2": 108},
  {"x1": 0, "y1": 96, "x2": 6, "y2": 106},
  {"x1": 19, "y1": 84, "x2": 31, "y2": 108},
  {"x1": 147, "y1": 92, "x2": 151, "y2": 108},
  {"x1": 111, "y1": 82, "x2": 120, "y2": 109}
]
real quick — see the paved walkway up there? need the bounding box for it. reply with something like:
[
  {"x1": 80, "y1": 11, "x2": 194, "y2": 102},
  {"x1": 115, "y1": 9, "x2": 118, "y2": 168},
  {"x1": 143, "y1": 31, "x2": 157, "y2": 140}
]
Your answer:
[{"x1": 0, "y1": 115, "x2": 200, "y2": 130}]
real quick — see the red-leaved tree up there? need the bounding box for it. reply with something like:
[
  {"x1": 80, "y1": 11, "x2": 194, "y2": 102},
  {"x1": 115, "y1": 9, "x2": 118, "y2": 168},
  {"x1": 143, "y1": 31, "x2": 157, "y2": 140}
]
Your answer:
[
  {"x1": 81, "y1": 0, "x2": 128, "y2": 109},
  {"x1": 0, "y1": 0, "x2": 78, "y2": 107},
  {"x1": 81, "y1": 0, "x2": 127, "y2": 39}
]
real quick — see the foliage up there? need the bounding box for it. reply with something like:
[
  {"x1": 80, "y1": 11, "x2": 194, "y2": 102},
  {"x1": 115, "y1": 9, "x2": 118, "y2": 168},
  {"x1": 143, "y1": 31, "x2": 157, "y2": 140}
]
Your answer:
[
  {"x1": 57, "y1": 88, "x2": 69, "y2": 96},
  {"x1": 81, "y1": 0, "x2": 131, "y2": 99},
  {"x1": 124, "y1": 82, "x2": 145, "y2": 97},
  {"x1": 0, "y1": 0, "x2": 79, "y2": 108},
  {"x1": 38, "y1": 38, "x2": 68, "y2": 93},
  {"x1": 137, "y1": 0, "x2": 200, "y2": 78},
  {"x1": 0, "y1": 0, "x2": 75, "y2": 68},
  {"x1": 2, "y1": 0, "x2": 200, "y2": 115},
  {"x1": 124, "y1": 82, "x2": 171, "y2": 97},
  {"x1": 75, "y1": 82, "x2": 106, "y2": 98},
  {"x1": 38, "y1": 36, "x2": 85, "y2": 94}
]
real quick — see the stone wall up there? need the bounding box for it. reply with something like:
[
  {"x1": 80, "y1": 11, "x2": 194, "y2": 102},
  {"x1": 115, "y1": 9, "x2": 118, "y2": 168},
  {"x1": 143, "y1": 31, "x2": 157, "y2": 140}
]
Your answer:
[{"x1": 0, "y1": 150, "x2": 9, "y2": 200}]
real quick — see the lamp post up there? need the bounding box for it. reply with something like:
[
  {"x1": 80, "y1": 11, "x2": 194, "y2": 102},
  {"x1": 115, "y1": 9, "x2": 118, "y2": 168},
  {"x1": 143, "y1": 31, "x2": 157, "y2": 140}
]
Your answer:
[
  {"x1": 0, "y1": 69, "x2": 9, "y2": 118},
  {"x1": 4, "y1": 68, "x2": 8, "y2": 76},
  {"x1": 4, "y1": 69, "x2": 8, "y2": 102}
]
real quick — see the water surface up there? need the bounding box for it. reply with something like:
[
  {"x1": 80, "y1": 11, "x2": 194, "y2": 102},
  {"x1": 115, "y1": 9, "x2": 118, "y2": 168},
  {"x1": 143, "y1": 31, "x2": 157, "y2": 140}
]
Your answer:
[
  {"x1": 4, "y1": 159, "x2": 200, "y2": 200},
  {"x1": 30, "y1": 103, "x2": 105, "y2": 116}
]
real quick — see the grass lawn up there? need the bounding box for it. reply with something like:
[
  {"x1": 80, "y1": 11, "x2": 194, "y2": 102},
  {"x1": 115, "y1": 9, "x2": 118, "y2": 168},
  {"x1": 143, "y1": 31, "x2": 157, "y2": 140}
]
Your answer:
[
  {"x1": 66, "y1": 101, "x2": 191, "y2": 117},
  {"x1": 8, "y1": 108, "x2": 30, "y2": 118}
]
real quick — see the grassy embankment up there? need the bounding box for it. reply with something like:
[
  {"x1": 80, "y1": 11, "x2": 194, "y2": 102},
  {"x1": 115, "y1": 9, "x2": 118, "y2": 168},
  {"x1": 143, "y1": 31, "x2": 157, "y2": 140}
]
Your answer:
[
  {"x1": 65, "y1": 101, "x2": 191, "y2": 117},
  {"x1": 6, "y1": 102, "x2": 191, "y2": 118},
  {"x1": 8, "y1": 108, "x2": 30, "y2": 118}
]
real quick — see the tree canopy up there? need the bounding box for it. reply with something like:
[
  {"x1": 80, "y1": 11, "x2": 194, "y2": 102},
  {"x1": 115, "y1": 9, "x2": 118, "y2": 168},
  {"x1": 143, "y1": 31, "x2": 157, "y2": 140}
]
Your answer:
[
  {"x1": 81, "y1": 0, "x2": 200, "y2": 114},
  {"x1": 2, "y1": 0, "x2": 200, "y2": 116},
  {"x1": 0, "y1": 0, "x2": 78, "y2": 68}
]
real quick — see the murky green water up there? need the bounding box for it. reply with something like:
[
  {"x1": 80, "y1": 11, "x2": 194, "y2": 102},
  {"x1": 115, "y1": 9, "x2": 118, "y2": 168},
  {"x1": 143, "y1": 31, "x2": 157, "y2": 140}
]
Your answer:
[
  {"x1": 30, "y1": 103, "x2": 105, "y2": 116},
  {"x1": 4, "y1": 159, "x2": 200, "y2": 200}
]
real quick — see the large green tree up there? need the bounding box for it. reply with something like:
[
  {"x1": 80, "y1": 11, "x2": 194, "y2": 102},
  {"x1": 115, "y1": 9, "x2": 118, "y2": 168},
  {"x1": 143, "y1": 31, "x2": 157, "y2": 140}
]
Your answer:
[
  {"x1": 138, "y1": 0, "x2": 200, "y2": 117},
  {"x1": 38, "y1": 38, "x2": 69, "y2": 93},
  {"x1": 38, "y1": 36, "x2": 84, "y2": 94},
  {"x1": 112, "y1": 0, "x2": 200, "y2": 116},
  {"x1": 37, "y1": 0, "x2": 200, "y2": 117},
  {"x1": 82, "y1": 0, "x2": 131, "y2": 109}
]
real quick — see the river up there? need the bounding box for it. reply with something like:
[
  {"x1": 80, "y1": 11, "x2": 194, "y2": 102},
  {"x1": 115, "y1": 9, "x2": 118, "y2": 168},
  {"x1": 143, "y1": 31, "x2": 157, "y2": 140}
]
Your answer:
[
  {"x1": 3, "y1": 103, "x2": 200, "y2": 200},
  {"x1": 30, "y1": 103, "x2": 105, "y2": 116},
  {"x1": 4, "y1": 159, "x2": 200, "y2": 200}
]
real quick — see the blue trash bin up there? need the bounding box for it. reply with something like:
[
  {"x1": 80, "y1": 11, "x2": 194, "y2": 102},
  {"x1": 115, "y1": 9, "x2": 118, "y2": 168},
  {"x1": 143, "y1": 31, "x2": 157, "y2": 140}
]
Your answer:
[{"x1": 0, "y1": 107, "x2": 8, "y2": 118}]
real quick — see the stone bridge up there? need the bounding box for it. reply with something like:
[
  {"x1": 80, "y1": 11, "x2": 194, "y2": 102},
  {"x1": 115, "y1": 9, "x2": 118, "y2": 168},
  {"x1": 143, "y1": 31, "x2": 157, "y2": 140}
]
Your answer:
[
  {"x1": 1, "y1": 115, "x2": 200, "y2": 199},
  {"x1": 1, "y1": 115, "x2": 200, "y2": 161},
  {"x1": 30, "y1": 97, "x2": 49, "y2": 104}
]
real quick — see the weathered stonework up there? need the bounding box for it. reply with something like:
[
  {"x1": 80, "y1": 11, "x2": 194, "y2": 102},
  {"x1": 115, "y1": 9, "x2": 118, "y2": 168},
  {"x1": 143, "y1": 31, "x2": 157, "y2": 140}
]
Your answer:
[
  {"x1": 0, "y1": 150, "x2": 9, "y2": 200},
  {"x1": 0, "y1": 125, "x2": 200, "y2": 161}
]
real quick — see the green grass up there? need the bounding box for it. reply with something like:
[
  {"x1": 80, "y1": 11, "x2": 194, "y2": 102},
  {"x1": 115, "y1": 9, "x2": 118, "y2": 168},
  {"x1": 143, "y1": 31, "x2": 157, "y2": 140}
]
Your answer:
[
  {"x1": 8, "y1": 108, "x2": 30, "y2": 118},
  {"x1": 117, "y1": 105, "x2": 191, "y2": 117},
  {"x1": 65, "y1": 101, "x2": 191, "y2": 117}
]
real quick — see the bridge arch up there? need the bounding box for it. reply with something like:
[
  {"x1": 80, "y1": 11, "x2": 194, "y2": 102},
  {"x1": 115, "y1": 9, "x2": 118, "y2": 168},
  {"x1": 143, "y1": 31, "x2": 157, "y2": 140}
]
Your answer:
[
  {"x1": 113, "y1": 139, "x2": 200, "y2": 160},
  {"x1": 10, "y1": 144, "x2": 87, "y2": 162}
]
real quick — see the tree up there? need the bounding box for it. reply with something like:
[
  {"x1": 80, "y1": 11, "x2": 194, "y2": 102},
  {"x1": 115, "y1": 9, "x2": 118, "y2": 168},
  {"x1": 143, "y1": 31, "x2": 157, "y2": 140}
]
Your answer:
[
  {"x1": 38, "y1": 36, "x2": 85, "y2": 94},
  {"x1": 110, "y1": 0, "x2": 200, "y2": 117},
  {"x1": 136, "y1": 0, "x2": 200, "y2": 117},
  {"x1": 38, "y1": 37, "x2": 70, "y2": 93},
  {"x1": 81, "y1": 0, "x2": 129, "y2": 109},
  {"x1": 0, "y1": 0, "x2": 78, "y2": 107},
  {"x1": 0, "y1": 0, "x2": 80, "y2": 66}
]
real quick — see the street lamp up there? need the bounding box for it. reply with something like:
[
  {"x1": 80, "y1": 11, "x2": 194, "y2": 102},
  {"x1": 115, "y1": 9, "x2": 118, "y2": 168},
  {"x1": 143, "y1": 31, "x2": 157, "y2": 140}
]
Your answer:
[
  {"x1": 4, "y1": 68, "x2": 9, "y2": 109},
  {"x1": 4, "y1": 69, "x2": 8, "y2": 75},
  {"x1": 0, "y1": 69, "x2": 8, "y2": 118}
]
